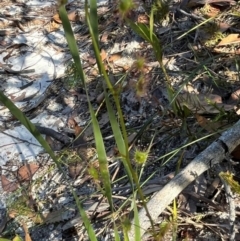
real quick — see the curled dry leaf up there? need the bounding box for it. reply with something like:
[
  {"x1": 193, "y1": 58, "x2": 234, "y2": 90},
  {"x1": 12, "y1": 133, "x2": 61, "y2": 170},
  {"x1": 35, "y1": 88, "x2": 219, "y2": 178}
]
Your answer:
[
  {"x1": 177, "y1": 92, "x2": 234, "y2": 113},
  {"x1": 217, "y1": 34, "x2": 240, "y2": 46},
  {"x1": 67, "y1": 117, "x2": 86, "y2": 147},
  {"x1": 67, "y1": 117, "x2": 82, "y2": 136},
  {"x1": 1, "y1": 175, "x2": 19, "y2": 193},
  {"x1": 100, "y1": 49, "x2": 107, "y2": 61},
  {"x1": 108, "y1": 53, "x2": 122, "y2": 62},
  {"x1": 101, "y1": 32, "x2": 108, "y2": 43},
  {"x1": 52, "y1": 10, "x2": 78, "y2": 24},
  {"x1": 68, "y1": 161, "x2": 84, "y2": 179},
  {"x1": 17, "y1": 163, "x2": 39, "y2": 182},
  {"x1": 195, "y1": 114, "x2": 221, "y2": 132}
]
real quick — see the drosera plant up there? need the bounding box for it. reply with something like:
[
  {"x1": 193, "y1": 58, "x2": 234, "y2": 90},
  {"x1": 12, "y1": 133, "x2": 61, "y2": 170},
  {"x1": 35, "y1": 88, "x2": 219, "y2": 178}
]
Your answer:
[
  {"x1": 199, "y1": 21, "x2": 226, "y2": 47},
  {"x1": 1, "y1": 0, "x2": 238, "y2": 240},
  {"x1": 151, "y1": 0, "x2": 170, "y2": 23},
  {"x1": 59, "y1": 0, "x2": 173, "y2": 239},
  {"x1": 64, "y1": 60, "x2": 82, "y2": 89}
]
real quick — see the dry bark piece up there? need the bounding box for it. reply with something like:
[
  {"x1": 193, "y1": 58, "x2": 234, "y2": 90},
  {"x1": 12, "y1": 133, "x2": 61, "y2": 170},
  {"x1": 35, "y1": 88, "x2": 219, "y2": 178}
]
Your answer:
[{"x1": 36, "y1": 125, "x2": 71, "y2": 145}]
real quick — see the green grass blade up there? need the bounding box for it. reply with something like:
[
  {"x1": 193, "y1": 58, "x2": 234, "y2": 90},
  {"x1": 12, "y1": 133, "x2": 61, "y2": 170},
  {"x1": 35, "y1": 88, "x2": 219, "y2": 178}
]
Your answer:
[
  {"x1": 85, "y1": 1, "x2": 113, "y2": 89},
  {"x1": 104, "y1": 92, "x2": 125, "y2": 155},
  {"x1": 89, "y1": 105, "x2": 113, "y2": 210},
  {"x1": 58, "y1": 3, "x2": 98, "y2": 238},
  {"x1": 104, "y1": 91, "x2": 133, "y2": 184},
  {"x1": 0, "y1": 91, "x2": 59, "y2": 166},
  {"x1": 59, "y1": 0, "x2": 113, "y2": 212},
  {"x1": 149, "y1": 6, "x2": 154, "y2": 42},
  {"x1": 85, "y1": 1, "x2": 135, "y2": 188},
  {"x1": 127, "y1": 20, "x2": 162, "y2": 62},
  {"x1": 72, "y1": 190, "x2": 98, "y2": 241},
  {"x1": 128, "y1": 21, "x2": 152, "y2": 43},
  {"x1": 133, "y1": 197, "x2": 141, "y2": 241},
  {"x1": 58, "y1": 5, "x2": 85, "y2": 85},
  {"x1": 89, "y1": 0, "x2": 100, "y2": 71},
  {"x1": 114, "y1": 223, "x2": 121, "y2": 241},
  {"x1": 172, "y1": 199, "x2": 177, "y2": 241},
  {"x1": 89, "y1": 0, "x2": 99, "y2": 48}
]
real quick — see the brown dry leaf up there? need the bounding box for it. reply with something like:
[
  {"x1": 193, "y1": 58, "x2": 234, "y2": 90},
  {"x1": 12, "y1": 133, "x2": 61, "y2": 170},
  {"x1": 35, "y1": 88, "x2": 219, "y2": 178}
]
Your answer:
[
  {"x1": 67, "y1": 10, "x2": 78, "y2": 22},
  {"x1": 52, "y1": 10, "x2": 78, "y2": 24},
  {"x1": 177, "y1": 93, "x2": 234, "y2": 113},
  {"x1": 17, "y1": 163, "x2": 39, "y2": 182},
  {"x1": 100, "y1": 49, "x2": 107, "y2": 61},
  {"x1": 68, "y1": 162, "x2": 84, "y2": 179},
  {"x1": 52, "y1": 13, "x2": 62, "y2": 23},
  {"x1": 88, "y1": 56, "x2": 97, "y2": 65},
  {"x1": 67, "y1": 117, "x2": 78, "y2": 129},
  {"x1": 229, "y1": 88, "x2": 240, "y2": 102},
  {"x1": 195, "y1": 114, "x2": 213, "y2": 132},
  {"x1": 218, "y1": 22, "x2": 231, "y2": 32},
  {"x1": 1, "y1": 175, "x2": 19, "y2": 192},
  {"x1": 122, "y1": 65, "x2": 130, "y2": 71},
  {"x1": 22, "y1": 222, "x2": 32, "y2": 241},
  {"x1": 137, "y1": 14, "x2": 149, "y2": 24},
  {"x1": 74, "y1": 124, "x2": 82, "y2": 137},
  {"x1": 217, "y1": 34, "x2": 240, "y2": 46},
  {"x1": 48, "y1": 21, "x2": 61, "y2": 32},
  {"x1": 101, "y1": 32, "x2": 109, "y2": 43},
  {"x1": 67, "y1": 117, "x2": 87, "y2": 147},
  {"x1": 109, "y1": 53, "x2": 122, "y2": 62},
  {"x1": 195, "y1": 114, "x2": 222, "y2": 132}
]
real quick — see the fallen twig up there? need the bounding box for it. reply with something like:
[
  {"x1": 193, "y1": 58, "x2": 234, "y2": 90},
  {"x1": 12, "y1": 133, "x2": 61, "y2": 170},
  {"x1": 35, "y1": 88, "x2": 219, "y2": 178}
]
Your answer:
[{"x1": 128, "y1": 120, "x2": 240, "y2": 240}]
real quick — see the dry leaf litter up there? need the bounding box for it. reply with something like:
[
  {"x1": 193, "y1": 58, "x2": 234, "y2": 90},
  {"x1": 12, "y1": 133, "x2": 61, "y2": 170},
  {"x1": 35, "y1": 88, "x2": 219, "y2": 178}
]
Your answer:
[{"x1": 1, "y1": 0, "x2": 240, "y2": 240}]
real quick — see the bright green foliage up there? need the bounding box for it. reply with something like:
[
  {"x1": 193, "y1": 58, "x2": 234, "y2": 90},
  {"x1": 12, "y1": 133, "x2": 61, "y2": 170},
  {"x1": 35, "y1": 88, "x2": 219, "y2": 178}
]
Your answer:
[
  {"x1": 64, "y1": 61, "x2": 81, "y2": 89},
  {"x1": 118, "y1": 0, "x2": 135, "y2": 18},
  {"x1": 88, "y1": 164, "x2": 99, "y2": 180},
  {"x1": 220, "y1": 171, "x2": 240, "y2": 194},
  {"x1": 156, "y1": 221, "x2": 171, "y2": 240},
  {"x1": 134, "y1": 148, "x2": 149, "y2": 165},
  {"x1": 12, "y1": 235, "x2": 23, "y2": 241},
  {"x1": 152, "y1": 0, "x2": 169, "y2": 22}
]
